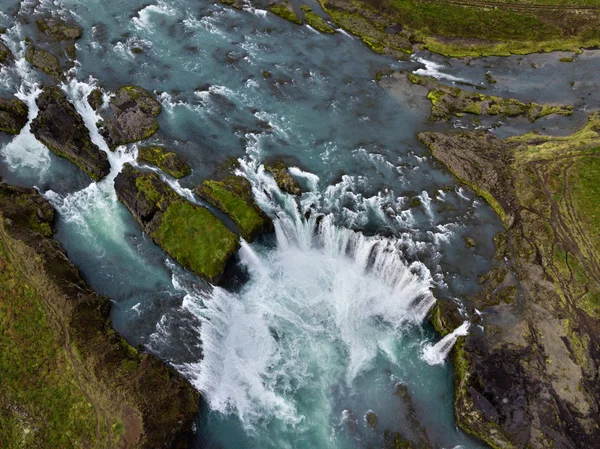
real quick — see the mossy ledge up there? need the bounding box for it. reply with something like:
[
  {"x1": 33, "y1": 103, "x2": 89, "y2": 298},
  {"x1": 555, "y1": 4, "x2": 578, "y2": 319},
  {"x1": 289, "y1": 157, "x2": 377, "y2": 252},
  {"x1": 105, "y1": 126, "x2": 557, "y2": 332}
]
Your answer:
[
  {"x1": 269, "y1": 3, "x2": 303, "y2": 25},
  {"x1": 24, "y1": 45, "x2": 61, "y2": 77},
  {"x1": 420, "y1": 114, "x2": 600, "y2": 448},
  {"x1": 264, "y1": 160, "x2": 302, "y2": 195},
  {"x1": 301, "y1": 5, "x2": 336, "y2": 34},
  {"x1": 318, "y1": 0, "x2": 600, "y2": 58},
  {"x1": 31, "y1": 85, "x2": 110, "y2": 182},
  {"x1": 413, "y1": 74, "x2": 573, "y2": 122},
  {"x1": 0, "y1": 182, "x2": 199, "y2": 448},
  {"x1": 114, "y1": 164, "x2": 239, "y2": 284},
  {"x1": 137, "y1": 145, "x2": 191, "y2": 179},
  {"x1": 196, "y1": 175, "x2": 274, "y2": 242}
]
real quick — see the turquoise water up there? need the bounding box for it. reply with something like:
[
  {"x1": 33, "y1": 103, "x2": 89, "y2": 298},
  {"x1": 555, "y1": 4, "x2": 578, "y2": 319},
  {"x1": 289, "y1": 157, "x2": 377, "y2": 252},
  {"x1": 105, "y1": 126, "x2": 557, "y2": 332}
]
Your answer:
[{"x1": 0, "y1": 1, "x2": 593, "y2": 447}]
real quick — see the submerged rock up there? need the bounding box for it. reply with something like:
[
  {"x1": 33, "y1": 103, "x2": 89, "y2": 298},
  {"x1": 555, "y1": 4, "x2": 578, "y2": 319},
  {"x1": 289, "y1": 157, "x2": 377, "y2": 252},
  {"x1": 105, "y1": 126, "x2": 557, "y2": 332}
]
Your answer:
[
  {"x1": 102, "y1": 86, "x2": 161, "y2": 148},
  {"x1": 365, "y1": 411, "x2": 378, "y2": 429},
  {"x1": 264, "y1": 160, "x2": 302, "y2": 195},
  {"x1": 0, "y1": 40, "x2": 13, "y2": 64},
  {"x1": 114, "y1": 164, "x2": 239, "y2": 283},
  {"x1": 31, "y1": 86, "x2": 110, "y2": 181},
  {"x1": 25, "y1": 45, "x2": 62, "y2": 77},
  {"x1": 137, "y1": 145, "x2": 191, "y2": 179},
  {"x1": 0, "y1": 97, "x2": 28, "y2": 134},
  {"x1": 0, "y1": 182, "x2": 198, "y2": 448},
  {"x1": 196, "y1": 175, "x2": 274, "y2": 242}
]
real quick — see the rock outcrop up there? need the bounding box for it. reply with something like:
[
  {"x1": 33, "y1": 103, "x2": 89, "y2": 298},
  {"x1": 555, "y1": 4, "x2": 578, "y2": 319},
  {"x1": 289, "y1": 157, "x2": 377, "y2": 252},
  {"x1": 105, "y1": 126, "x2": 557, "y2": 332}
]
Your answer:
[
  {"x1": 101, "y1": 86, "x2": 161, "y2": 148},
  {"x1": 420, "y1": 114, "x2": 600, "y2": 449},
  {"x1": 0, "y1": 182, "x2": 198, "y2": 449},
  {"x1": 264, "y1": 161, "x2": 302, "y2": 195},
  {"x1": 114, "y1": 164, "x2": 239, "y2": 283},
  {"x1": 137, "y1": 145, "x2": 191, "y2": 179},
  {"x1": 196, "y1": 175, "x2": 274, "y2": 242},
  {"x1": 25, "y1": 45, "x2": 62, "y2": 77},
  {"x1": 31, "y1": 86, "x2": 110, "y2": 181},
  {"x1": 0, "y1": 97, "x2": 28, "y2": 134},
  {"x1": 0, "y1": 40, "x2": 13, "y2": 64},
  {"x1": 36, "y1": 18, "x2": 82, "y2": 41}
]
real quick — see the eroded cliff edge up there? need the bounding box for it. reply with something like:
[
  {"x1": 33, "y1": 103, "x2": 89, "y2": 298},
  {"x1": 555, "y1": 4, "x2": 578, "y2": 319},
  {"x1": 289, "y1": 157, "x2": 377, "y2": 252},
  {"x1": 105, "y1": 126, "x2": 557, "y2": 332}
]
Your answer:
[
  {"x1": 0, "y1": 183, "x2": 199, "y2": 448},
  {"x1": 420, "y1": 114, "x2": 600, "y2": 449}
]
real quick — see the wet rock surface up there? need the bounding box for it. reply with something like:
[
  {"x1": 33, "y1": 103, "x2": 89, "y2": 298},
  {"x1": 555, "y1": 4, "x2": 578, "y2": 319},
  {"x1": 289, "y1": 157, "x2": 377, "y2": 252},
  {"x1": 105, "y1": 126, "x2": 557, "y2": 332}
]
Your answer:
[
  {"x1": 264, "y1": 160, "x2": 301, "y2": 195},
  {"x1": 0, "y1": 97, "x2": 28, "y2": 134},
  {"x1": 25, "y1": 45, "x2": 62, "y2": 77},
  {"x1": 101, "y1": 86, "x2": 161, "y2": 148},
  {"x1": 31, "y1": 86, "x2": 110, "y2": 181},
  {"x1": 0, "y1": 40, "x2": 13, "y2": 64},
  {"x1": 137, "y1": 145, "x2": 191, "y2": 179}
]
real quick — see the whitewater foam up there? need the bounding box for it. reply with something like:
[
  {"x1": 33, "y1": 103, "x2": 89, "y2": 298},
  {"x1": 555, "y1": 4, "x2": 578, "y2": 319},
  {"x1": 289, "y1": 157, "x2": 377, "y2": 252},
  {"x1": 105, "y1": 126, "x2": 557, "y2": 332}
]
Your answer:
[{"x1": 422, "y1": 321, "x2": 470, "y2": 365}]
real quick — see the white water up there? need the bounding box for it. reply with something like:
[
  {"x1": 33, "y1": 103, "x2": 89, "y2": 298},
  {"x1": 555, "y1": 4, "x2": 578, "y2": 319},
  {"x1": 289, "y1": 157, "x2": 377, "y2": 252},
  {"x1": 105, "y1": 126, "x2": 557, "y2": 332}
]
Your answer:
[
  {"x1": 177, "y1": 164, "x2": 437, "y2": 433},
  {"x1": 421, "y1": 321, "x2": 470, "y2": 366}
]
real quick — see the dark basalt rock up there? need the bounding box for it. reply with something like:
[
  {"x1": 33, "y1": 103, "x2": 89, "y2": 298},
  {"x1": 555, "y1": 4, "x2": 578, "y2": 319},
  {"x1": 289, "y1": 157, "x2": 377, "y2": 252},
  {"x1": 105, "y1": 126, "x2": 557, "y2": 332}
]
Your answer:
[
  {"x1": 0, "y1": 40, "x2": 13, "y2": 64},
  {"x1": 101, "y1": 86, "x2": 161, "y2": 148},
  {"x1": 31, "y1": 86, "x2": 110, "y2": 181},
  {"x1": 0, "y1": 183, "x2": 199, "y2": 448},
  {"x1": 24, "y1": 45, "x2": 61, "y2": 77},
  {"x1": 87, "y1": 88, "x2": 103, "y2": 111},
  {"x1": 0, "y1": 97, "x2": 28, "y2": 134}
]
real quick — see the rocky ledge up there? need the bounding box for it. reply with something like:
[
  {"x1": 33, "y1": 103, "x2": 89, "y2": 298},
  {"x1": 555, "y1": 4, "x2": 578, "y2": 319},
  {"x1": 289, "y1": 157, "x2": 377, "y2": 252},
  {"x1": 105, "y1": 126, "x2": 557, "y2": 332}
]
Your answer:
[
  {"x1": 25, "y1": 45, "x2": 62, "y2": 77},
  {"x1": 420, "y1": 114, "x2": 600, "y2": 449},
  {"x1": 0, "y1": 183, "x2": 198, "y2": 448},
  {"x1": 196, "y1": 174, "x2": 273, "y2": 242},
  {"x1": 101, "y1": 86, "x2": 161, "y2": 149},
  {"x1": 31, "y1": 85, "x2": 110, "y2": 181},
  {"x1": 0, "y1": 97, "x2": 28, "y2": 134},
  {"x1": 409, "y1": 74, "x2": 573, "y2": 123},
  {"x1": 114, "y1": 164, "x2": 239, "y2": 283},
  {"x1": 264, "y1": 160, "x2": 302, "y2": 195},
  {"x1": 0, "y1": 40, "x2": 13, "y2": 64},
  {"x1": 137, "y1": 145, "x2": 191, "y2": 179}
]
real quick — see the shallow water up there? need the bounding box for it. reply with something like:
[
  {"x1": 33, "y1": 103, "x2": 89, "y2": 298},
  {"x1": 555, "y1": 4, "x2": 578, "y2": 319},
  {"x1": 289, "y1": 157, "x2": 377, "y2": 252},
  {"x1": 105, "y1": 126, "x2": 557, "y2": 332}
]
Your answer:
[{"x1": 0, "y1": 1, "x2": 594, "y2": 447}]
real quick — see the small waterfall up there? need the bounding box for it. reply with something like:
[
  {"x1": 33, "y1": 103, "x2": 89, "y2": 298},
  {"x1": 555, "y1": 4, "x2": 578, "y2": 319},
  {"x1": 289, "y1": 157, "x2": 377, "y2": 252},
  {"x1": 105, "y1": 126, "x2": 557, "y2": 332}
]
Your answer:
[{"x1": 421, "y1": 321, "x2": 470, "y2": 366}]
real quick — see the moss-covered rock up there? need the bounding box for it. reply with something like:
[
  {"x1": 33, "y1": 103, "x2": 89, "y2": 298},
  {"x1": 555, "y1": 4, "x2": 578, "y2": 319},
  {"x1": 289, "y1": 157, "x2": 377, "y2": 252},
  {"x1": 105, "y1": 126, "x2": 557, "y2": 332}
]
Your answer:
[
  {"x1": 31, "y1": 86, "x2": 110, "y2": 181},
  {"x1": 101, "y1": 86, "x2": 161, "y2": 148},
  {"x1": 0, "y1": 183, "x2": 198, "y2": 449},
  {"x1": 114, "y1": 164, "x2": 239, "y2": 283},
  {"x1": 196, "y1": 175, "x2": 274, "y2": 242},
  {"x1": 269, "y1": 3, "x2": 303, "y2": 25},
  {"x1": 264, "y1": 161, "x2": 301, "y2": 195},
  {"x1": 0, "y1": 97, "x2": 28, "y2": 134},
  {"x1": 0, "y1": 40, "x2": 13, "y2": 65},
  {"x1": 301, "y1": 5, "x2": 336, "y2": 34},
  {"x1": 419, "y1": 77, "x2": 573, "y2": 122},
  {"x1": 36, "y1": 18, "x2": 82, "y2": 41},
  {"x1": 137, "y1": 145, "x2": 191, "y2": 179},
  {"x1": 24, "y1": 45, "x2": 61, "y2": 77}
]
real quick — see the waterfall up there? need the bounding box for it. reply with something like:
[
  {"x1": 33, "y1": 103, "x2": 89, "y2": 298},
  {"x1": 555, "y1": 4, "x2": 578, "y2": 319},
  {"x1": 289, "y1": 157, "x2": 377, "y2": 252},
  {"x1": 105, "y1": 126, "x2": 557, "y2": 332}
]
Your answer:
[{"x1": 421, "y1": 321, "x2": 470, "y2": 366}]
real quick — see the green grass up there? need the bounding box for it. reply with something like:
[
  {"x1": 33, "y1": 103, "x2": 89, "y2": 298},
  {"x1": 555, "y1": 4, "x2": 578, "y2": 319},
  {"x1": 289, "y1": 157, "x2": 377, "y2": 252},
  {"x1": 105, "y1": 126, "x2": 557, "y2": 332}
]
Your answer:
[
  {"x1": 0, "y1": 239, "x2": 99, "y2": 448},
  {"x1": 569, "y1": 155, "x2": 600, "y2": 254},
  {"x1": 199, "y1": 180, "x2": 267, "y2": 241},
  {"x1": 155, "y1": 201, "x2": 238, "y2": 282}
]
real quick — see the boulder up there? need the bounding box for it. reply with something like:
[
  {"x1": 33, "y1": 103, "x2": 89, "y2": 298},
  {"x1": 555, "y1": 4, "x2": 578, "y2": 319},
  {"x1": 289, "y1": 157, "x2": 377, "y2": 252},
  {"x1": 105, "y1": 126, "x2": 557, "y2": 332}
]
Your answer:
[
  {"x1": 0, "y1": 40, "x2": 13, "y2": 64},
  {"x1": 264, "y1": 160, "x2": 301, "y2": 195},
  {"x1": 196, "y1": 175, "x2": 274, "y2": 242},
  {"x1": 0, "y1": 97, "x2": 28, "y2": 134},
  {"x1": 114, "y1": 164, "x2": 239, "y2": 283},
  {"x1": 31, "y1": 86, "x2": 110, "y2": 181},
  {"x1": 36, "y1": 18, "x2": 82, "y2": 41},
  {"x1": 87, "y1": 88, "x2": 103, "y2": 111},
  {"x1": 101, "y1": 86, "x2": 161, "y2": 148},
  {"x1": 25, "y1": 45, "x2": 61, "y2": 77}
]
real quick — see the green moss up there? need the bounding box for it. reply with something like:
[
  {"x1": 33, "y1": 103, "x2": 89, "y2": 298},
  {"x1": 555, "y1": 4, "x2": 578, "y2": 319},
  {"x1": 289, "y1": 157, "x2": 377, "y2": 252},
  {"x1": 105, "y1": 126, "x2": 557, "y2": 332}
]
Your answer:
[
  {"x1": 137, "y1": 145, "x2": 191, "y2": 179},
  {"x1": 269, "y1": 4, "x2": 303, "y2": 25},
  {"x1": 197, "y1": 178, "x2": 270, "y2": 242},
  {"x1": 155, "y1": 201, "x2": 239, "y2": 282},
  {"x1": 0, "y1": 238, "x2": 99, "y2": 447},
  {"x1": 301, "y1": 5, "x2": 336, "y2": 33},
  {"x1": 407, "y1": 73, "x2": 427, "y2": 85}
]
